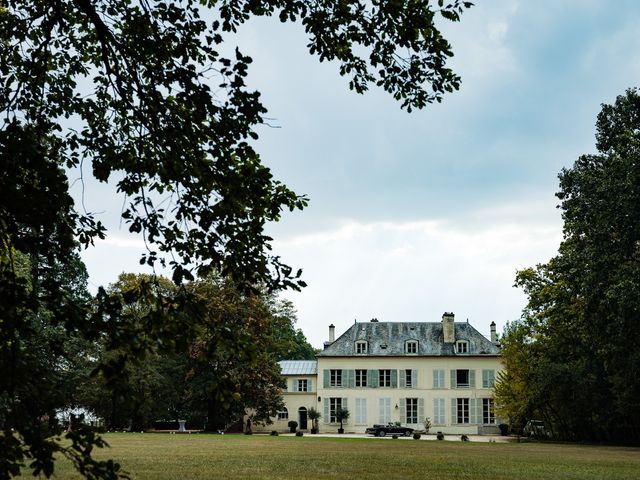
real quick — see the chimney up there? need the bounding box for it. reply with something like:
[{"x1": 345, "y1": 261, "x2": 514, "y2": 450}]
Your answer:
[
  {"x1": 490, "y1": 321, "x2": 497, "y2": 344},
  {"x1": 329, "y1": 324, "x2": 335, "y2": 343},
  {"x1": 442, "y1": 312, "x2": 455, "y2": 343}
]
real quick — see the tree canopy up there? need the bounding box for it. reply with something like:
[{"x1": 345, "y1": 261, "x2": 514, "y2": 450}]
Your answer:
[
  {"x1": 495, "y1": 88, "x2": 640, "y2": 443},
  {"x1": 1, "y1": 0, "x2": 472, "y2": 477}
]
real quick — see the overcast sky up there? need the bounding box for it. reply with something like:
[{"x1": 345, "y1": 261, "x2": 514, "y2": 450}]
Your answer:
[{"x1": 74, "y1": 0, "x2": 640, "y2": 348}]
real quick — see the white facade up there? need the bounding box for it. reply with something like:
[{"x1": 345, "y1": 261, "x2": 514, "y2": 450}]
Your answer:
[{"x1": 257, "y1": 314, "x2": 502, "y2": 434}]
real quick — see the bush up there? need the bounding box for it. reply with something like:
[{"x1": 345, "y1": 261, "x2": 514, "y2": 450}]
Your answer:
[
  {"x1": 295, "y1": 431, "x2": 304, "y2": 437},
  {"x1": 436, "y1": 432, "x2": 444, "y2": 441},
  {"x1": 498, "y1": 423, "x2": 509, "y2": 436},
  {"x1": 287, "y1": 420, "x2": 298, "y2": 429},
  {"x1": 244, "y1": 431, "x2": 252, "y2": 435},
  {"x1": 413, "y1": 433, "x2": 421, "y2": 440},
  {"x1": 270, "y1": 431, "x2": 279, "y2": 436},
  {"x1": 392, "y1": 434, "x2": 398, "y2": 439},
  {"x1": 461, "y1": 434, "x2": 469, "y2": 442}
]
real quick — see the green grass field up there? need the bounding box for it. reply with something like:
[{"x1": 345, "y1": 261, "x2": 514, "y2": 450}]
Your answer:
[{"x1": 51, "y1": 433, "x2": 640, "y2": 480}]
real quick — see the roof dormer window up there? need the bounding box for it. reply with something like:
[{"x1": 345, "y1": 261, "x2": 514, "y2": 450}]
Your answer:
[
  {"x1": 355, "y1": 341, "x2": 368, "y2": 354},
  {"x1": 405, "y1": 340, "x2": 418, "y2": 354},
  {"x1": 456, "y1": 340, "x2": 469, "y2": 354}
]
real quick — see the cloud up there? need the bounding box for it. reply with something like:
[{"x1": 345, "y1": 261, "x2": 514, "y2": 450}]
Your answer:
[{"x1": 275, "y1": 199, "x2": 562, "y2": 348}]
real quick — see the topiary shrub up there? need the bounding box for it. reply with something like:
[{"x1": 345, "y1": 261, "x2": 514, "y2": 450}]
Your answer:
[
  {"x1": 287, "y1": 420, "x2": 298, "y2": 433},
  {"x1": 392, "y1": 434, "x2": 398, "y2": 439},
  {"x1": 295, "y1": 431, "x2": 304, "y2": 437},
  {"x1": 413, "y1": 433, "x2": 421, "y2": 440},
  {"x1": 436, "y1": 432, "x2": 444, "y2": 440},
  {"x1": 270, "y1": 431, "x2": 279, "y2": 436},
  {"x1": 461, "y1": 434, "x2": 469, "y2": 442}
]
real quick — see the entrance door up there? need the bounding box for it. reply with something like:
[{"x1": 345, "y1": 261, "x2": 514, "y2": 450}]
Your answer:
[{"x1": 298, "y1": 407, "x2": 308, "y2": 430}]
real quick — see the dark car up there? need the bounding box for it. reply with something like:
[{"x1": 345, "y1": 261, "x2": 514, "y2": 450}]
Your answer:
[{"x1": 365, "y1": 423, "x2": 414, "y2": 437}]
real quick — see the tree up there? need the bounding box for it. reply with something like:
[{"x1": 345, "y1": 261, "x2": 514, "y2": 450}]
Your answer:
[
  {"x1": 496, "y1": 88, "x2": 640, "y2": 443},
  {"x1": 335, "y1": 407, "x2": 349, "y2": 433},
  {"x1": 307, "y1": 407, "x2": 321, "y2": 434},
  {"x1": 1, "y1": 0, "x2": 474, "y2": 477}
]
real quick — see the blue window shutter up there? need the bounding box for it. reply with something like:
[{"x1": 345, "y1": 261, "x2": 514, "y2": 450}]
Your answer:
[
  {"x1": 348, "y1": 370, "x2": 355, "y2": 388},
  {"x1": 477, "y1": 399, "x2": 484, "y2": 424},
  {"x1": 482, "y1": 369, "x2": 488, "y2": 388},
  {"x1": 418, "y1": 398, "x2": 425, "y2": 422},
  {"x1": 470, "y1": 399, "x2": 477, "y2": 424},
  {"x1": 391, "y1": 369, "x2": 398, "y2": 388},
  {"x1": 469, "y1": 370, "x2": 476, "y2": 389},
  {"x1": 450, "y1": 370, "x2": 457, "y2": 389},
  {"x1": 451, "y1": 398, "x2": 457, "y2": 425},
  {"x1": 432, "y1": 369, "x2": 438, "y2": 388},
  {"x1": 323, "y1": 369, "x2": 330, "y2": 388},
  {"x1": 324, "y1": 398, "x2": 329, "y2": 424},
  {"x1": 399, "y1": 371, "x2": 406, "y2": 388},
  {"x1": 368, "y1": 369, "x2": 379, "y2": 388},
  {"x1": 399, "y1": 398, "x2": 406, "y2": 424},
  {"x1": 308, "y1": 379, "x2": 313, "y2": 392},
  {"x1": 412, "y1": 370, "x2": 418, "y2": 388}
]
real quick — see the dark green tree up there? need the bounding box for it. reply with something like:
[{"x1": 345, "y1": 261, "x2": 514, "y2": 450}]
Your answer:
[
  {"x1": 496, "y1": 88, "x2": 640, "y2": 443},
  {"x1": 1, "y1": 0, "x2": 473, "y2": 477}
]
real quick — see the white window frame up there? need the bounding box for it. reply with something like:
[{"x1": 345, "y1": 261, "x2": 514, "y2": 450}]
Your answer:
[
  {"x1": 297, "y1": 379, "x2": 308, "y2": 392},
  {"x1": 355, "y1": 369, "x2": 367, "y2": 387},
  {"x1": 277, "y1": 408, "x2": 288, "y2": 420},
  {"x1": 404, "y1": 369, "x2": 413, "y2": 388},
  {"x1": 456, "y1": 340, "x2": 469, "y2": 354},
  {"x1": 329, "y1": 397, "x2": 342, "y2": 423},
  {"x1": 406, "y1": 398, "x2": 418, "y2": 424},
  {"x1": 330, "y1": 369, "x2": 342, "y2": 387},
  {"x1": 457, "y1": 398, "x2": 469, "y2": 424},
  {"x1": 456, "y1": 369, "x2": 470, "y2": 388},
  {"x1": 483, "y1": 398, "x2": 495, "y2": 424},
  {"x1": 355, "y1": 341, "x2": 368, "y2": 354},
  {"x1": 405, "y1": 340, "x2": 418, "y2": 354},
  {"x1": 379, "y1": 369, "x2": 391, "y2": 387}
]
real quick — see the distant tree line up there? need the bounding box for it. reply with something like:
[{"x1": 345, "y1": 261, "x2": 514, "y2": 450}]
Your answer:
[{"x1": 495, "y1": 89, "x2": 640, "y2": 444}]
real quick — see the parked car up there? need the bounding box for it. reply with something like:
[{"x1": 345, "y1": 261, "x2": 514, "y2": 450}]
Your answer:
[
  {"x1": 523, "y1": 420, "x2": 548, "y2": 438},
  {"x1": 365, "y1": 423, "x2": 414, "y2": 437}
]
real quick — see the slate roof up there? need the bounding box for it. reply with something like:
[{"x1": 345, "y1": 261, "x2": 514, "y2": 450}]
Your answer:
[
  {"x1": 279, "y1": 360, "x2": 318, "y2": 375},
  {"x1": 317, "y1": 322, "x2": 500, "y2": 357}
]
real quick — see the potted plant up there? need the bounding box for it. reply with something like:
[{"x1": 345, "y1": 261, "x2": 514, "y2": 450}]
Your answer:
[
  {"x1": 308, "y1": 407, "x2": 321, "y2": 434},
  {"x1": 335, "y1": 407, "x2": 350, "y2": 434},
  {"x1": 287, "y1": 420, "x2": 298, "y2": 433},
  {"x1": 423, "y1": 417, "x2": 432, "y2": 434}
]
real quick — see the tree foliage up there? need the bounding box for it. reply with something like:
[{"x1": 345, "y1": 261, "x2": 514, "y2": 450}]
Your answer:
[
  {"x1": 1, "y1": 0, "x2": 472, "y2": 477},
  {"x1": 496, "y1": 89, "x2": 640, "y2": 443}
]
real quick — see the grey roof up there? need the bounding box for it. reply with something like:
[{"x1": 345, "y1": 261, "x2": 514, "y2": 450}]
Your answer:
[
  {"x1": 318, "y1": 322, "x2": 500, "y2": 357},
  {"x1": 279, "y1": 360, "x2": 318, "y2": 375}
]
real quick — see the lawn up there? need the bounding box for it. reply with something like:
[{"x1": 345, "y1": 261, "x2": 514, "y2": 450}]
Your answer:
[{"x1": 51, "y1": 433, "x2": 640, "y2": 480}]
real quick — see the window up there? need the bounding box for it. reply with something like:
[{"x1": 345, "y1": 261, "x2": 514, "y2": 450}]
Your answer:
[
  {"x1": 355, "y1": 369, "x2": 367, "y2": 387},
  {"x1": 277, "y1": 408, "x2": 288, "y2": 420},
  {"x1": 456, "y1": 369, "x2": 470, "y2": 388},
  {"x1": 456, "y1": 340, "x2": 469, "y2": 354},
  {"x1": 297, "y1": 379, "x2": 308, "y2": 392},
  {"x1": 355, "y1": 398, "x2": 367, "y2": 424},
  {"x1": 330, "y1": 369, "x2": 342, "y2": 387},
  {"x1": 379, "y1": 398, "x2": 391, "y2": 424},
  {"x1": 433, "y1": 398, "x2": 445, "y2": 424},
  {"x1": 379, "y1": 369, "x2": 391, "y2": 387},
  {"x1": 457, "y1": 398, "x2": 469, "y2": 424},
  {"x1": 483, "y1": 399, "x2": 495, "y2": 424},
  {"x1": 355, "y1": 341, "x2": 368, "y2": 354},
  {"x1": 406, "y1": 398, "x2": 418, "y2": 424},
  {"x1": 482, "y1": 369, "x2": 495, "y2": 388},
  {"x1": 433, "y1": 369, "x2": 445, "y2": 388},
  {"x1": 329, "y1": 398, "x2": 342, "y2": 423},
  {"x1": 405, "y1": 369, "x2": 413, "y2": 388},
  {"x1": 405, "y1": 340, "x2": 418, "y2": 354}
]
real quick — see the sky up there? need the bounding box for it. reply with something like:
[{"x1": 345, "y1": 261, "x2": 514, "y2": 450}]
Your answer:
[{"x1": 73, "y1": 0, "x2": 640, "y2": 348}]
